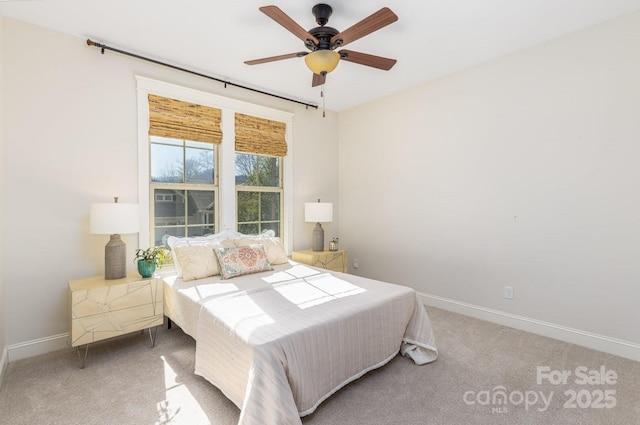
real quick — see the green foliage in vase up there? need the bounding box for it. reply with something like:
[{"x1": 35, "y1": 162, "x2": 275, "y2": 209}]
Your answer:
[{"x1": 134, "y1": 246, "x2": 170, "y2": 267}]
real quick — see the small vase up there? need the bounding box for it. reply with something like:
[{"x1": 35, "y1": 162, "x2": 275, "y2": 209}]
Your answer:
[
  {"x1": 137, "y1": 259, "x2": 156, "y2": 278},
  {"x1": 329, "y1": 241, "x2": 338, "y2": 251}
]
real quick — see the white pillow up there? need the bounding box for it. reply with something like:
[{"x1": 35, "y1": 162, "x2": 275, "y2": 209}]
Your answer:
[
  {"x1": 173, "y1": 242, "x2": 220, "y2": 281},
  {"x1": 234, "y1": 235, "x2": 288, "y2": 265}
]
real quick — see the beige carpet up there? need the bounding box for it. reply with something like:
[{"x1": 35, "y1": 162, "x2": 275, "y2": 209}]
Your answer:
[{"x1": 0, "y1": 307, "x2": 638, "y2": 425}]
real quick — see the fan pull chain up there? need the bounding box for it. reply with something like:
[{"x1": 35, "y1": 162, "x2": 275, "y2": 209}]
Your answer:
[{"x1": 321, "y1": 85, "x2": 324, "y2": 117}]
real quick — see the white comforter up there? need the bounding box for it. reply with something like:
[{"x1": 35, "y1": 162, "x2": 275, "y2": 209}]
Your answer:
[{"x1": 188, "y1": 263, "x2": 438, "y2": 425}]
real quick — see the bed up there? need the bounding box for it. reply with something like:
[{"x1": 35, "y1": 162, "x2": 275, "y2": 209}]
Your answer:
[{"x1": 162, "y1": 231, "x2": 438, "y2": 425}]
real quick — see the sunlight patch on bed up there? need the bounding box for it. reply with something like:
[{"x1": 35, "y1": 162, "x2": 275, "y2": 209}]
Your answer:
[
  {"x1": 261, "y1": 264, "x2": 328, "y2": 284},
  {"x1": 273, "y1": 279, "x2": 333, "y2": 308},
  {"x1": 273, "y1": 274, "x2": 366, "y2": 309},
  {"x1": 261, "y1": 270, "x2": 299, "y2": 284},
  {"x1": 282, "y1": 264, "x2": 322, "y2": 278},
  {"x1": 157, "y1": 356, "x2": 209, "y2": 425},
  {"x1": 213, "y1": 296, "x2": 275, "y2": 338},
  {"x1": 305, "y1": 273, "x2": 366, "y2": 298}
]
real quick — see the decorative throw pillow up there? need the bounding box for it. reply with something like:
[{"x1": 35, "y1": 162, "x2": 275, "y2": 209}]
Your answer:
[
  {"x1": 167, "y1": 230, "x2": 240, "y2": 276},
  {"x1": 213, "y1": 244, "x2": 272, "y2": 279},
  {"x1": 173, "y1": 242, "x2": 221, "y2": 281},
  {"x1": 234, "y1": 236, "x2": 288, "y2": 265}
]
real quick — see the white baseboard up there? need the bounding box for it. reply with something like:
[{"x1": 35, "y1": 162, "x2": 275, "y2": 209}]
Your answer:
[
  {"x1": 418, "y1": 292, "x2": 640, "y2": 362},
  {"x1": 7, "y1": 333, "x2": 69, "y2": 363},
  {"x1": 0, "y1": 346, "x2": 8, "y2": 388}
]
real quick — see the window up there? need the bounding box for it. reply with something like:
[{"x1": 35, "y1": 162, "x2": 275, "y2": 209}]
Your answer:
[
  {"x1": 137, "y1": 77, "x2": 293, "y2": 252},
  {"x1": 236, "y1": 153, "x2": 282, "y2": 235},
  {"x1": 147, "y1": 94, "x2": 221, "y2": 246},
  {"x1": 155, "y1": 194, "x2": 174, "y2": 202},
  {"x1": 150, "y1": 136, "x2": 217, "y2": 245},
  {"x1": 234, "y1": 112, "x2": 287, "y2": 237}
]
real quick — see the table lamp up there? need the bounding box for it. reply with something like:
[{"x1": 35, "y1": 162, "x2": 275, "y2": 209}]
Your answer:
[
  {"x1": 304, "y1": 199, "x2": 333, "y2": 252},
  {"x1": 90, "y1": 197, "x2": 140, "y2": 279}
]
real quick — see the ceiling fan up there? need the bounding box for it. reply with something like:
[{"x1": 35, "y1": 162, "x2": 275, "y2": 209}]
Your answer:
[{"x1": 245, "y1": 4, "x2": 398, "y2": 87}]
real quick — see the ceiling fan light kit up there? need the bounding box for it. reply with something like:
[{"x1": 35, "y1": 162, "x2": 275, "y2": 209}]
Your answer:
[
  {"x1": 246, "y1": 3, "x2": 398, "y2": 91},
  {"x1": 304, "y1": 50, "x2": 340, "y2": 75}
]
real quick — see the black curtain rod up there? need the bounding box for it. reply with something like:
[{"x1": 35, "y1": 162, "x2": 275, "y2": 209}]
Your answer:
[{"x1": 86, "y1": 39, "x2": 318, "y2": 110}]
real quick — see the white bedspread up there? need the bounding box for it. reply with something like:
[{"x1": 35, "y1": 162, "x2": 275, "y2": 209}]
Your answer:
[{"x1": 191, "y1": 264, "x2": 438, "y2": 425}]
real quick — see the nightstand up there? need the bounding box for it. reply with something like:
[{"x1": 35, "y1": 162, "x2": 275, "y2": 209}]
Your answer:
[
  {"x1": 68, "y1": 272, "x2": 163, "y2": 368},
  {"x1": 292, "y1": 249, "x2": 348, "y2": 273}
]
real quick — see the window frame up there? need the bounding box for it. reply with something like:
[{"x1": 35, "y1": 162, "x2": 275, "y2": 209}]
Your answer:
[{"x1": 136, "y1": 76, "x2": 293, "y2": 253}]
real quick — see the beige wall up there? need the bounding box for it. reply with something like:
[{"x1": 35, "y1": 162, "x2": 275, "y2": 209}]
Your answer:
[
  {"x1": 1, "y1": 18, "x2": 338, "y2": 348},
  {"x1": 338, "y1": 12, "x2": 640, "y2": 348}
]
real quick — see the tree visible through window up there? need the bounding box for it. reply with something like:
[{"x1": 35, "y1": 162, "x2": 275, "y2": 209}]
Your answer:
[{"x1": 236, "y1": 153, "x2": 281, "y2": 236}]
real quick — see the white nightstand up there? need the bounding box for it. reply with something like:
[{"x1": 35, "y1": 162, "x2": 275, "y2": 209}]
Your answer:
[
  {"x1": 68, "y1": 273, "x2": 163, "y2": 368},
  {"x1": 292, "y1": 249, "x2": 348, "y2": 273}
]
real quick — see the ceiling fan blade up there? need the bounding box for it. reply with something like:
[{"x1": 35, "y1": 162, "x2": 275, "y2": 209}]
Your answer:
[
  {"x1": 260, "y1": 5, "x2": 319, "y2": 45},
  {"x1": 339, "y1": 50, "x2": 397, "y2": 70},
  {"x1": 312, "y1": 73, "x2": 326, "y2": 87},
  {"x1": 245, "y1": 52, "x2": 307, "y2": 65},
  {"x1": 331, "y1": 7, "x2": 398, "y2": 48}
]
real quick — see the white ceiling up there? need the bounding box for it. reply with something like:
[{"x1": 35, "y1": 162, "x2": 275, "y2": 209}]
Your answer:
[{"x1": 2, "y1": 0, "x2": 640, "y2": 111}]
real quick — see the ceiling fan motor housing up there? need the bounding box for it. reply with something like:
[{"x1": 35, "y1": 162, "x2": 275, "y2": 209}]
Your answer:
[
  {"x1": 309, "y1": 26, "x2": 339, "y2": 50},
  {"x1": 309, "y1": 4, "x2": 339, "y2": 50},
  {"x1": 312, "y1": 4, "x2": 333, "y2": 26}
]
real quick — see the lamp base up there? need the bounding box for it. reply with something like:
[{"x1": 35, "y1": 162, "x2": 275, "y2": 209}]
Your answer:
[
  {"x1": 312, "y1": 223, "x2": 324, "y2": 252},
  {"x1": 105, "y1": 234, "x2": 127, "y2": 280}
]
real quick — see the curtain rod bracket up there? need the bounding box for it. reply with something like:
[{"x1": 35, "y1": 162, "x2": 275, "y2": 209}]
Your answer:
[{"x1": 86, "y1": 39, "x2": 318, "y2": 110}]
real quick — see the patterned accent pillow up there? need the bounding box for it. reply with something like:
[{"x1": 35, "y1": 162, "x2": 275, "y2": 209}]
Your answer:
[{"x1": 213, "y1": 244, "x2": 272, "y2": 280}]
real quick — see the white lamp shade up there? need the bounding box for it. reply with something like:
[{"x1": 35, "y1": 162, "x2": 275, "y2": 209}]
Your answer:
[
  {"x1": 90, "y1": 203, "x2": 140, "y2": 235},
  {"x1": 305, "y1": 202, "x2": 333, "y2": 223}
]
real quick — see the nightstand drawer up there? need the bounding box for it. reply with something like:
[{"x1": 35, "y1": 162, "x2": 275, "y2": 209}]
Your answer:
[
  {"x1": 70, "y1": 279, "x2": 160, "y2": 318},
  {"x1": 292, "y1": 249, "x2": 348, "y2": 273},
  {"x1": 70, "y1": 303, "x2": 163, "y2": 346}
]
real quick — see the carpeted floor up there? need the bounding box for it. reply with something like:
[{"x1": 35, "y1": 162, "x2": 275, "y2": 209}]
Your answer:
[{"x1": 0, "y1": 307, "x2": 638, "y2": 425}]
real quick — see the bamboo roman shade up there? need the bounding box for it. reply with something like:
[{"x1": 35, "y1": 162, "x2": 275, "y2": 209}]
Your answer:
[
  {"x1": 235, "y1": 113, "x2": 287, "y2": 157},
  {"x1": 148, "y1": 94, "x2": 222, "y2": 144}
]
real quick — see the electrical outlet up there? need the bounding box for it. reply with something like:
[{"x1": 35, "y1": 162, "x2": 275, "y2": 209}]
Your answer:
[
  {"x1": 353, "y1": 258, "x2": 359, "y2": 269},
  {"x1": 504, "y1": 286, "x2": 514, "y2": 300}
]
